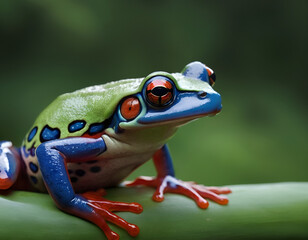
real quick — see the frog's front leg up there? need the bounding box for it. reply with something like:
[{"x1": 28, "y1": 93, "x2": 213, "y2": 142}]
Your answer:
[
  {"x1": 127, "y1": 145, "x2": 231, "y2": 208},
  {"x1": 36, "y1": 137, "x2": 142, "y2": 240}
]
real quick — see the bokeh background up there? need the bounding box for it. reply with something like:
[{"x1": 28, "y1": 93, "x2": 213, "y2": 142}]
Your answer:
[{"x1": 0, "y1": 0, "x2": 307, "y2": 186}]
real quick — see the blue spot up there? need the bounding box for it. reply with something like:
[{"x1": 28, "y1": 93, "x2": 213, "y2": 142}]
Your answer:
[
  {"x1": 89, "y1": 123, "x2": 104, "y2": 135},
  {"x1": 28, "y1": 127, "x2": 38, "y2": 142},
  {"x1": 22, "y1": 146, "x2": 29, "y2": 158},
  {"x1": 30, "y1": 176, "x2": 38, "y2": 184},
  {"x1": 68, "y1": 120, "x2": 86, "y2": 133},
  {"x1": 40, "y1": 125, "x2": 60, "y2": 142},
  {"x1": 70, "y1": 177, "x2": 78, "y2": 183},
  {"x1": 29, "y1": 162, "x2": 38, "y2": 173}
]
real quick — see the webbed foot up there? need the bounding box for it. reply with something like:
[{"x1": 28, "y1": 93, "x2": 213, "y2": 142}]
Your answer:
[
  {"x1": 126, "y1": 176, "x2": 231, "y2": 209},
  {"x1": 66, "y1": 189, "x2": 143, "y2": 240}
]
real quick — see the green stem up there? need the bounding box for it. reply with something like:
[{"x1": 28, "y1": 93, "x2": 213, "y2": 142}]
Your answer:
[{"x1": 0, "y1": 182, "x2": 307, "y2": 239}]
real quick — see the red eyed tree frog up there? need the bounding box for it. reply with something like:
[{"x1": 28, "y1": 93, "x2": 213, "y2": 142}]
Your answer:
[{"x1": 0, "y1": 61, "x2": 231, "y2": 240}]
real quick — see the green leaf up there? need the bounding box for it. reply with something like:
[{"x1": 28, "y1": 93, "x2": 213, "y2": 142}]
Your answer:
[{"x1": 0, "y1": 182, "x2": 308, "y2": 239}]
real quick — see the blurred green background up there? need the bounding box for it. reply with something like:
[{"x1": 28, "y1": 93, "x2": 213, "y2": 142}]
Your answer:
[{"x1": 0, "y1": 0, "x2": 307, "y2": 186}]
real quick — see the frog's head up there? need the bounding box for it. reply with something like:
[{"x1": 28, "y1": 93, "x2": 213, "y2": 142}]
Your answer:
[{"x1": 117, "y1": 61, "x2": 222, "y2": 129}]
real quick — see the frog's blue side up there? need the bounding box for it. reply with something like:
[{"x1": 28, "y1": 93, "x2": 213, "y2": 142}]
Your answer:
[{"x1": 0, "y1": 62, "x2": 231, "y2": 240}]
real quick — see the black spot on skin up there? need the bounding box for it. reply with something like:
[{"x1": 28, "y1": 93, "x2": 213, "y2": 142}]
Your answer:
[
  {"x1": 75, "y1": 169, "x2": 86, "y2": 177},
  {"x1": 68, "y1": 169, "x2": 73, "y2": 174},
  {"x1": 30, "y1": 176, "x2": 38, "y2": 184},
  {"x1": 86, "y1": 160, "x2": 98, "y2": 164},
  {"x1": 90, "y1": 166, "x2": 101, "y2": 173},
  {"x1": 29, "y1": 162, "x2": 39, "y2": 173},
  {"x1": 70, "y1": 177, "x2": 78, "y2": 183}
]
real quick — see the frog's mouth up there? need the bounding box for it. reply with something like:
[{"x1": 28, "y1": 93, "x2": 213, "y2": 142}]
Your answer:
[{"x1": 136, "y1": 91, "x2": 222, "y2": 126}]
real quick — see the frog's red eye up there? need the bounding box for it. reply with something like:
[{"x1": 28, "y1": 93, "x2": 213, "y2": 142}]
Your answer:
[
  {"x1": 120, "y1": 97, "x2": 141, "y2": 120},
  {"x1": 146, "y1": 77, "x2": 174, "y2": 107},
  {"x1": 205, "y1": 66, "x2": 216, "y2": 86}
]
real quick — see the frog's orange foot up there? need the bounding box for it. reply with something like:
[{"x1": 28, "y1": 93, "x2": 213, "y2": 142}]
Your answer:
[
  {"x1": 80, "y1": 189, "x2": 143, "y2": 240},
  {"x1": 126, "y1": 176, "x2": 231, "y2": 209}
]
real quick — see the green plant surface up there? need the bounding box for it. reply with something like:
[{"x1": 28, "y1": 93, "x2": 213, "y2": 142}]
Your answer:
[{"x1": 0, "y1": 182, "x2": 307, "y2": 240}]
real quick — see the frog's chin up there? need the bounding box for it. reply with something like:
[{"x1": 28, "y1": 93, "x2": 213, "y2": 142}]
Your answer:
[{"x1": 142, "y1": 109, "x2": 221, "y2": 127}]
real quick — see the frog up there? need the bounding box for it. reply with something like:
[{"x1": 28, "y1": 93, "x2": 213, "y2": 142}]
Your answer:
[{"x1": 0, "y1": 61, "x2": 231, "y2": 240}]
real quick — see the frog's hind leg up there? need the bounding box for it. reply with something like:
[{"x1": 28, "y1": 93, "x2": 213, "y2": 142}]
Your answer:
[{"x1": 0, "y1": 141, "x2": 21, "y2": 189}]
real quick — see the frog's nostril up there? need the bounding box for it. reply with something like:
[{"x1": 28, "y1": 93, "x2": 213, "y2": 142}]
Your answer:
[{"x1": 198, "y1": 91, "x2": 207, "y2": 98}]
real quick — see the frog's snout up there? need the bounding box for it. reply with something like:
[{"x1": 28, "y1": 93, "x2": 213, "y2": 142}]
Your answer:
[
  {"x1": 214, "y1": 92, "x2": 222, "y2": 111},
  {"x1": 204, "y1": 91, "x2": 222, "y2": 115}
]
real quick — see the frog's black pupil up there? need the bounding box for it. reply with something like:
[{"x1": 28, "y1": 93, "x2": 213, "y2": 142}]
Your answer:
[{"x1": 151, "y1": 86, "x2": 169, "y2": 96}]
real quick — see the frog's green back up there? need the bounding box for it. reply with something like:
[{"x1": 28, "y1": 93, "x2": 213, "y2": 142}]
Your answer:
[{"x1": 24, "y1": 78, "x2": 143, "y2": 149}]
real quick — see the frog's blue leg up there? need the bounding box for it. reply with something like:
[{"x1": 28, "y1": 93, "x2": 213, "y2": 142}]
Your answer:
[
  {"x1": 36, "y1": 137, "x2": 142, "y2": 240},
  {"x1": 0, "y1": 141, "x2": 20, "y2": 189},
  {"x1": 127, "y1": 144, "x2": 231, "y2": 208}
]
